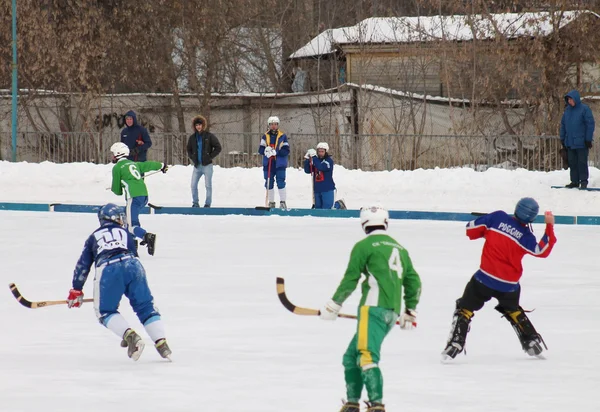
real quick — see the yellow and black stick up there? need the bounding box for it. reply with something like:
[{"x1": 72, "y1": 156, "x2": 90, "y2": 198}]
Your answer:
[{"x1": 9, "y1": 283, "x2": 93, "y2": 309}]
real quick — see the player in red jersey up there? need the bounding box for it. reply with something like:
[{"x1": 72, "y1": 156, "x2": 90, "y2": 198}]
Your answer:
[{"x1": 442, "y1": 197, "x2": 556, "y2": 360}]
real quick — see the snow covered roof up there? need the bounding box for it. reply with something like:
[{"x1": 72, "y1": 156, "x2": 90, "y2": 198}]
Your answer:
[{"x1": 290, "y1": 10, "x2": 600, "y2": 59}]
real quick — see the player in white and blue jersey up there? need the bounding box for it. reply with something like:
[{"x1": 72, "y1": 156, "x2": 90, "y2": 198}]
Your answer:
[{"x1": 67, "y1": 203, "x2": 171, "y2": 361}]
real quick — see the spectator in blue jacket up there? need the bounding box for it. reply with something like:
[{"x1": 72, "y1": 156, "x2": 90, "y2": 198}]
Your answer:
[
  {"x1": 258, "y1": 116, "x2": 290, "y2": 209},
  {"x1": 303, "y1": 142, "x2": 346, "y2": 210},
  {"x1": 120, "y1": 110, "x2": 152, "y2": 162},
  {"x1": 560, "y1": 90, "x2": 595, "y2": 189}
]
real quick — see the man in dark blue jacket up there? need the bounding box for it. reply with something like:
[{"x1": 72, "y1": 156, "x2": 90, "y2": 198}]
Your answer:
[
  {"x1": 303, "y1": 142, "x2": 346, "y2": 209},
  {"x1": 120, "y1": 110, "x2": 152, "y2": 162},
  {"x1": 560, "y1": 90, "x2": 595, "y2": 189}
]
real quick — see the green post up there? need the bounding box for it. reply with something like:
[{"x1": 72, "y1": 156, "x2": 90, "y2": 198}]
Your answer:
[{"x1": 11, "y1": 0, "x2": 18, "y2": 162}]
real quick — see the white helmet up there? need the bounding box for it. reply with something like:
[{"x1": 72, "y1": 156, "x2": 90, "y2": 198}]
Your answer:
[
  {"x1": 267, "y1": 116, "x2": 280, "y2": 126},
  {"x1": 316, "y1": 142, "x2": 329, "y2": 151},
  {"x1": 360, "y1": 206, "x2": 389, "y2": 232},
  {"x1": 110, "y1": 142, "x2": 130, "y2": 162}
]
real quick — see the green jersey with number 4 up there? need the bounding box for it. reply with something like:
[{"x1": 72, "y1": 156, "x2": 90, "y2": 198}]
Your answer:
[
  {"x1": 331, "y1": 231, "x2": 421, "y2": 314},
  {"x1": 111, "y1": 159, "x2": 163, "y2": 199}
]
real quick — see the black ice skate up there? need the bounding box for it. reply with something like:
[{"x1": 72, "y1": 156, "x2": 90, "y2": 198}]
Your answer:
[
  {"x1": 495, "y1": 306, "x2": 547, "y2": 358},
  {"x1": 338, "y1": 401, "x2": 360, "y2": 412},
  {"x1": 523, "y1": 335, "x2": 545, "y2": 357},
  {"x1": 365, "y1": 401, "x2": 386, "y2": 412},
  {"x1": 143, "y1": 232, "x2": 156, "y2": 256},
  {"x1": 280, "y1": 201, "x2": 287, "y2": 210},
  {"x1": 268, "y1": 201, "x2": 276, "y2": 208},
  {"x1": 155, "y1": 338, "x2": 172, "y2": 360},
  {"x1": 122, "y1": 328, "x2": 145, "y2": 361},
  {"x1": 442, "y1": 308, "x2": 473, "y2": 361}
]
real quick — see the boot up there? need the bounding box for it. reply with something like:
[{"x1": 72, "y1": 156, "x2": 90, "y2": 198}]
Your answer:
[
  {"x1": 565, "y1": 182, "x2": 579, "y2": 188},
  {"x1": 579, "y1": 182, "x2": 588, "y2": 190},
  {"x1": 442, "y1": 308, "x2": 473, "y2": 360},
  {"x1": 280, "y1": 201, "x2": 287, "y2": 210},
  {"x1": 338, "y1": 401, "x2": 360, "y2": 412},
  {"x1": 268, "y1": 201, "x2": 276, "y2": 208},
  {"x1": 336, "y1": 199, "x2": 347, "y2": 210},
  {"x1": 143, "y1": 232, "x2": 156, "y2": 256},
  {"x1": 365, "y1": 402, "x2": 386, "y2": 411},
  {"x1": 495, "y1": 306, "x2": 547, "y2": 357},
  {"x1": 155, "y1": 338, "x2": 172, "y2": 359},
  {"x1": 122, "y1": 328, "x2": 145, "y2": 361}
]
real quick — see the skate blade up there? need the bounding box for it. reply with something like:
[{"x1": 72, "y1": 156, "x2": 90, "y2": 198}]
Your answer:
[{"x1": 130, "y1": 341, "x2": 145, "y2": 361}]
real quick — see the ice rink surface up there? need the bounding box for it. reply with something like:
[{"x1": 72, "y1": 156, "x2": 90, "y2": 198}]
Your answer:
[{"x1": 1, "y1": 212, "x2": 598, "y2": 412}]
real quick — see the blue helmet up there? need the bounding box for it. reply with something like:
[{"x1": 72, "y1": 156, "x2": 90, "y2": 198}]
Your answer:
[
  {"x1": 97, "y1": 203, "x2": 125, "y2": 226},
  {"x1": 514, "y1": 197, "x2": 539, "y2": 223}
]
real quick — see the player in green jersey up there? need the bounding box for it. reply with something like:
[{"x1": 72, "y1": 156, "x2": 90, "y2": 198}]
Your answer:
[
  {"x1": 320, "y1": 206, "x2": 422, "y2": 412},
  {"x1": 110, "y1": 142, "x2": 167, "y2": 256}
]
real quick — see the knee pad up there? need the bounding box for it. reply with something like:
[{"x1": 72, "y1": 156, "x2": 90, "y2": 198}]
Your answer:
[{"x1": 361, "y1": 363, "x2": 378, "y2": 371}]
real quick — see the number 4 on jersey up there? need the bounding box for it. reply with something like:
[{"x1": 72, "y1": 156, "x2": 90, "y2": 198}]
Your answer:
[{"x1": 388, "y1": 248, "x2": 403, "y2": 276}]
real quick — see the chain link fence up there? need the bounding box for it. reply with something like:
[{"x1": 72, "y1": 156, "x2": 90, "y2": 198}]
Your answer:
[{"x1": 0, "y1": 131, "x2": 585, "y2": 171}]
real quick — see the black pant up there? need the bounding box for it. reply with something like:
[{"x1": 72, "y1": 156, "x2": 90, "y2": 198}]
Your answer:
[
  {"x1": 457, "y1": 276, "x2": 521, "y2": 313},
  {"x1": 567, "y1": 147, "x2": 589, "y2": 184}
]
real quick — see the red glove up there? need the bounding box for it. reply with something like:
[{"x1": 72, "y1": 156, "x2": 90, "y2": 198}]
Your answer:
[{"x1": 67, "y1": 289, "x2": 84, "y2": 308}]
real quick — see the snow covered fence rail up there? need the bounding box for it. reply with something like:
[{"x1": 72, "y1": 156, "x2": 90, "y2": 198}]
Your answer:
[{"x1": 0, "y1": 201, "x2": 598, "y2": 225}]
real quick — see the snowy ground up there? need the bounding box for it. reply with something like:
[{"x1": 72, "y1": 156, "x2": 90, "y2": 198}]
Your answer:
[
  {"x1": 1, "y1": 162, "x2": 599, "y2": 411},
  {"x1": 1, "y1": 161, "x2": 600, "y2": 215}
]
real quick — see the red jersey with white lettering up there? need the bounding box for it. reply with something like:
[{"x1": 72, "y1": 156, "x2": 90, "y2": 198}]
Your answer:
[{"x1": 466, "y1": 211, "x2": 556, "y2": 292}]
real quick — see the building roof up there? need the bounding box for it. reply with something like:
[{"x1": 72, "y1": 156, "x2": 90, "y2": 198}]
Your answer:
[{"x1": 289, "y1": 10, "x2": 599, "y2": 59}]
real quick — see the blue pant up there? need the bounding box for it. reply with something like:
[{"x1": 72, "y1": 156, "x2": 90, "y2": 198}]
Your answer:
[
  {"x1": 264, "y1": 167, "x2": 286, "y2": 189},
  {"x1": 94, "y1": 257, "x2": 159, "y2": 326},
  {"x1": 315, "y1": 190, "x2": 335, "y2": 209},
  {"x1": 191, "y1": 164, "x2": 214, "y2": 206},
  {"x1": 567, "y1": 148, "x2": 589, "y2": 184},
  {"x1": 126, "y1": 196, "x2": 147, "y2": 239}
]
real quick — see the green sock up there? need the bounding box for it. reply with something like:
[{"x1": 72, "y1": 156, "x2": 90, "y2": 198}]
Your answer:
[
  {"x1": 362, "y1": 367, "x2": 383, "y2": 403},
  {"x1": 344, "y1": 367, "x2": 363, "y2": 402}
]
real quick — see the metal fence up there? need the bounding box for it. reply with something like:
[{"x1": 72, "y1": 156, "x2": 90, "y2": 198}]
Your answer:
[{"x1": 0, "y1": 131, "x2": 585, "y2": 171}]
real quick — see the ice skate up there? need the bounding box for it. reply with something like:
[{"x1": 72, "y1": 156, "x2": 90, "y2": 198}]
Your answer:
[
  {"x1": 523, "y1": 335, "x2": 546, "y2": 358},
  {"x1": 336, "y1": 199, "x2": 347, "y2": 210},
  {"x1": 441, "y1": 308, "x2": 472, "y2": 361},
  {"x1": 268, "y1": 201, "x2": 276, "y2": 208},
  {"x1": 143, "y1": 232, "x2": 156, "y2": 256},
  {"x1": 155, "y1": 338, "x2": 172, "y2": 361},
  {"x1": 280, "y1": 201, "x2": 287, "y2": 210},
  {"x1": 338, "y1": 400, "x2": 360, "y2": 412},
  {"x1": 365, "y1": 401, "x2": 385, "y2": 412},
  {"x1": 441, "y1": 342, "x2": 463, "y2": 361},
  {"x1": 122, "y1": 328, "x2": 145, "y2": 361}
]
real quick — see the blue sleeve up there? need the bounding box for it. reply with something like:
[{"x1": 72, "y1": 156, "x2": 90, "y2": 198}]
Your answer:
[
  {"x1": 584, "y1": 106, "x2": 595, "y2": 141},
  {"x1": 560, "y1": 113, "x2": 566, "y2": 141},
  {"x1": 258, "y1": 134, "x2": 266, "y2": 155},
  {"x1": 303, "y1": 158, "x2": 312, "y2": 173},
  {"x1": 72, "y1": 236, "x2": 95, "y2": 290},
  {"x1": 140, "y1": 127, "x2": 152, "y2": 150},
  {"x1": 313, "y1": 157, "x2": 334, "y2": 172},
  {"x1": 277, "y1": 134, "x2": 290, "y2": 157}
]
